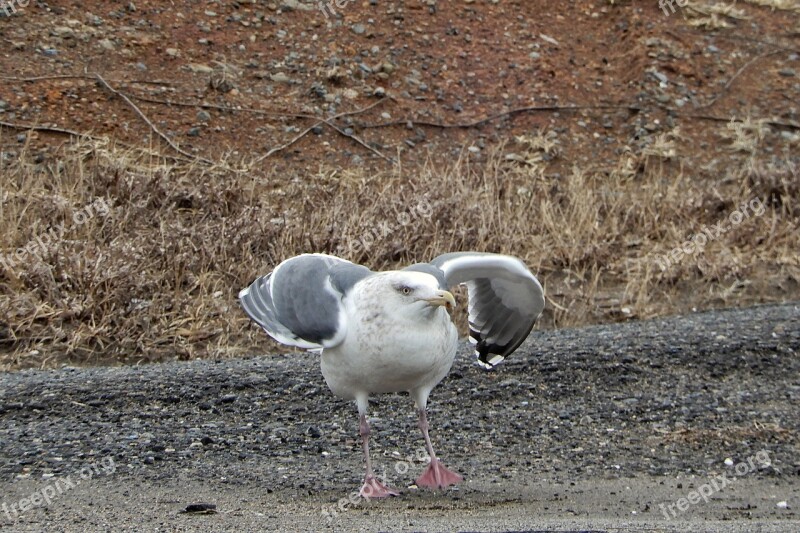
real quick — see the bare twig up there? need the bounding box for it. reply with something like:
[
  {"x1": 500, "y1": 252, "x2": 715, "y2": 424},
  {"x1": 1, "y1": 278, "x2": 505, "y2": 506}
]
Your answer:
[
  {"x1": 359, "y1": 103, "x2": 634, "y2": 130},
  {"x1": 252, "y1": 123, "x2": 323, "y2": 164},
  {"x1": 129, "y1": 94, "x2": 307, "y2": 119},
  {"x1": 0, "y1": 74, "x2": 173, "y2": 86},
  {"x1": 0, "y1": 120, "x2": 91, "y2": 138},
  {"x1": 0, "y1": 74, "x2": 91, "y2": 82},
  {"x1": 697, "y1": 50, "x2": 783, "y2": 109},
  {"x1": 354, "y1": 100, "x2": 796, "y2": 134},
  {"x1": 318, "y1": 118, "x2": 393, "y2": 163},
  {"x1": 129, "y1": 93, "x2": 393, "y2": 160},
  {"x1": 126, "y1": 95, "x2": 620, "y2": 161},
  {"x1": 93, "y1": 73, "x2": 212, "y2": 165},
  {"x1": 0, "y1": 120, "x2": 200, "y2": 163},
  {"x1": 254, "y1": 98, "x2": 390, "y2": 162},
  {"x1": 123, "y1": 79, "x2": 176, "y2": 87},
  {"x1": 126, "y1": 94, "x2": 633, "y2": 159}
]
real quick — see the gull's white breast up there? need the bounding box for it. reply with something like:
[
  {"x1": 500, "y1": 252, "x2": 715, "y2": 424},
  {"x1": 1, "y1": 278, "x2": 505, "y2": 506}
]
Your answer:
[{"x1": 320, "y1": 283, "x2": 459, "y2": 399}]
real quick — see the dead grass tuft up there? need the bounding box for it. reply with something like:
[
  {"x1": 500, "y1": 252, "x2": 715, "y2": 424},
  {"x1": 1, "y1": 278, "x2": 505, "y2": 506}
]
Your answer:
[
  {"x1": 685, "y1": 1, "x2": 750, "y2": 28},
  {"x1": 722, "y1": 117, "x2": 768, "y2": 154},
  {"x1": 743, "y1": 0, "x2": 800, "y2": 13}
]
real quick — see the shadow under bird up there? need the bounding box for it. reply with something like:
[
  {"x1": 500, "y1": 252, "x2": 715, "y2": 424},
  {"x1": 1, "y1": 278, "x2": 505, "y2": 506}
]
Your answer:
[{"x1": 239, "y1": 252, "x2": 544, "y2": 498}]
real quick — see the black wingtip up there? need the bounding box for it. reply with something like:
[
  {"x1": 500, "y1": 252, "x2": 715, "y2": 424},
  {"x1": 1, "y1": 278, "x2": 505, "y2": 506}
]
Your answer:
[{"x1": 471, "y1": 330, "x2": 507, "y2": 370}]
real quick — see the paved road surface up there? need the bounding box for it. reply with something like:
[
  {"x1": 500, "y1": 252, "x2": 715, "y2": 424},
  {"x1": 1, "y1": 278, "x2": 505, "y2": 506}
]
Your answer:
[{"x1": 1, "y1": 303, "x2": 798, "y2": 531}]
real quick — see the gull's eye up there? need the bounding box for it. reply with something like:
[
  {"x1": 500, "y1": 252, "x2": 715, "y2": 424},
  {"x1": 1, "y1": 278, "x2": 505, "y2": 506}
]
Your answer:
[{"x1": 400, "y1": 286, "x2": 412, "y2": 295}]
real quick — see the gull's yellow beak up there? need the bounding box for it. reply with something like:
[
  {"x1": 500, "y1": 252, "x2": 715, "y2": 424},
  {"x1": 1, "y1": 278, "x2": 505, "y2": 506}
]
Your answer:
[{"x1": 424, "y1": 290, "x2": 456, "y2": 310}]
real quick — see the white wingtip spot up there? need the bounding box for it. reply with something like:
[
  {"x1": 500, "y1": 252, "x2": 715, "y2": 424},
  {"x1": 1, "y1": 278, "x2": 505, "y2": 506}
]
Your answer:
[
  {"x1": 487, "y1": 354, "x2": 505, "y2": 366},
  {"x1": 475, "y1": 352, "x2": 505, "y2": 369},
  {"x1": 475, "y1": 357, "x2": 493, "y2": 370}
]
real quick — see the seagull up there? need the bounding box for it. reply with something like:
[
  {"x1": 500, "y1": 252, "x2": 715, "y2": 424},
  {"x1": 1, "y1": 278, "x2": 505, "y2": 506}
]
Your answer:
[{"x1": 239, "y1": 252, "x2": 544, "y2": 498}]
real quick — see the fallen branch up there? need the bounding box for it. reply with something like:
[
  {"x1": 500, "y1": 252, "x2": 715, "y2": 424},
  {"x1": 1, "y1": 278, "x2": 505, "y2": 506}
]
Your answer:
[
  {"x1": 254, "y1": 98, "x2": 391, "y2": 162},
  {"x1": 697, "y1": 50, "x2": 783, "y2": 109},
  {"x1": 128, "y1": 94, "x2": 306, "y2": 119},
  {"x1": 358, "y1": 102, "x2": 799, "y2": 133},
  {"x1": 252, "y1": 123, "x2": 322, "y2": 164},
  {"x1": 0, "y1": 74, "x2": 173, "y2": 86},
  {"x1": 93, "y1": 73, "x2": 212, "y2": 165},
  {"x1": 359, "y1": 103, "x2": 636, "y2": 130},
  {"x1": 0, "y1": 120, "x2": 200, "y2": 163},
  {"x1": 318, "y1": 118, "x2": 393, "y2": 163},
  {"x1": 0, "y1": 120, "x2": 91, "y2": 138},
  {"x1": 128, "y1": 93, "x2": 393, "y2": 161}
]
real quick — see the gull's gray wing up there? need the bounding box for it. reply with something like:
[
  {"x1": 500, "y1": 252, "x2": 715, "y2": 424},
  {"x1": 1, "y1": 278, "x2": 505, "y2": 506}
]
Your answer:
[
  {"x1": 410, "y1": 252, "x2": 544, "y2": 369},
  {"x1": 239, "y1": 253, "x2": 372, "y2": 350}
]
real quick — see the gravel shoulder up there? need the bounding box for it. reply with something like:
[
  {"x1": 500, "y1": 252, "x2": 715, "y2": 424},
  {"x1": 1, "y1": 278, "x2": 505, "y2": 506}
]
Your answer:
[{"x1": 1, "y1": 303, "x2": 799, "y2": 531}]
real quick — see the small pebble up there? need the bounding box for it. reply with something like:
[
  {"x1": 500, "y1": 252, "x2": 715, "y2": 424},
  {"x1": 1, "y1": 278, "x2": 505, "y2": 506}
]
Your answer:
[
  {"x1": 651, "y1": 71, "x2": 668, "y2": 84},
  {"x1": 98, "y1": 39, "x2": 115, "y2": 51}
]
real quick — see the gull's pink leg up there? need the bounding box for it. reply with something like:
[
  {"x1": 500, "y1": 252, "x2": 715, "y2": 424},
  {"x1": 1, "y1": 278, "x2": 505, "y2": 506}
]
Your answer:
[
  {"x1": 415, "y1": 408, "x2": 463, "y2": 490},
  {"x1": 358, "y1": 414, "x2": 399, "y2": 499}
]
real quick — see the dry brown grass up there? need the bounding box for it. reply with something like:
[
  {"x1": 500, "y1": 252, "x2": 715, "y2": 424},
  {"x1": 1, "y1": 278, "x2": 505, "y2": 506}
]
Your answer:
[
  {"x1": 1, "y1": 125, "x2": 798, "y2": 370},
  {"x1": 684, "y1": 1, "x2": 750, "y2": 28},
  {"x1": 743, "y1": 0, "x2": 800, "y2": 14},
  {"x1": 683, "y1": 0, "x2": 800, "y2": 28}
]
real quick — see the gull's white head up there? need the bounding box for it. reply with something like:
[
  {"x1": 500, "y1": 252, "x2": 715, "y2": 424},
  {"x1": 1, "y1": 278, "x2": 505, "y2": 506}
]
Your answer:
[{"x1": 363, "y1": 271, "x2": 455, "y2": 322}]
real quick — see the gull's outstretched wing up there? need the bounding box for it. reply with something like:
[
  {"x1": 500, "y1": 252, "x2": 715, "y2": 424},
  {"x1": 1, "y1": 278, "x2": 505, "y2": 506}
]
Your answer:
[
  {"x1": 415, "y1": 252, "x2": 544, "y2": 368},
  {"x1": 239, "y1": 254, "x2": 371, "y2": 350}
]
